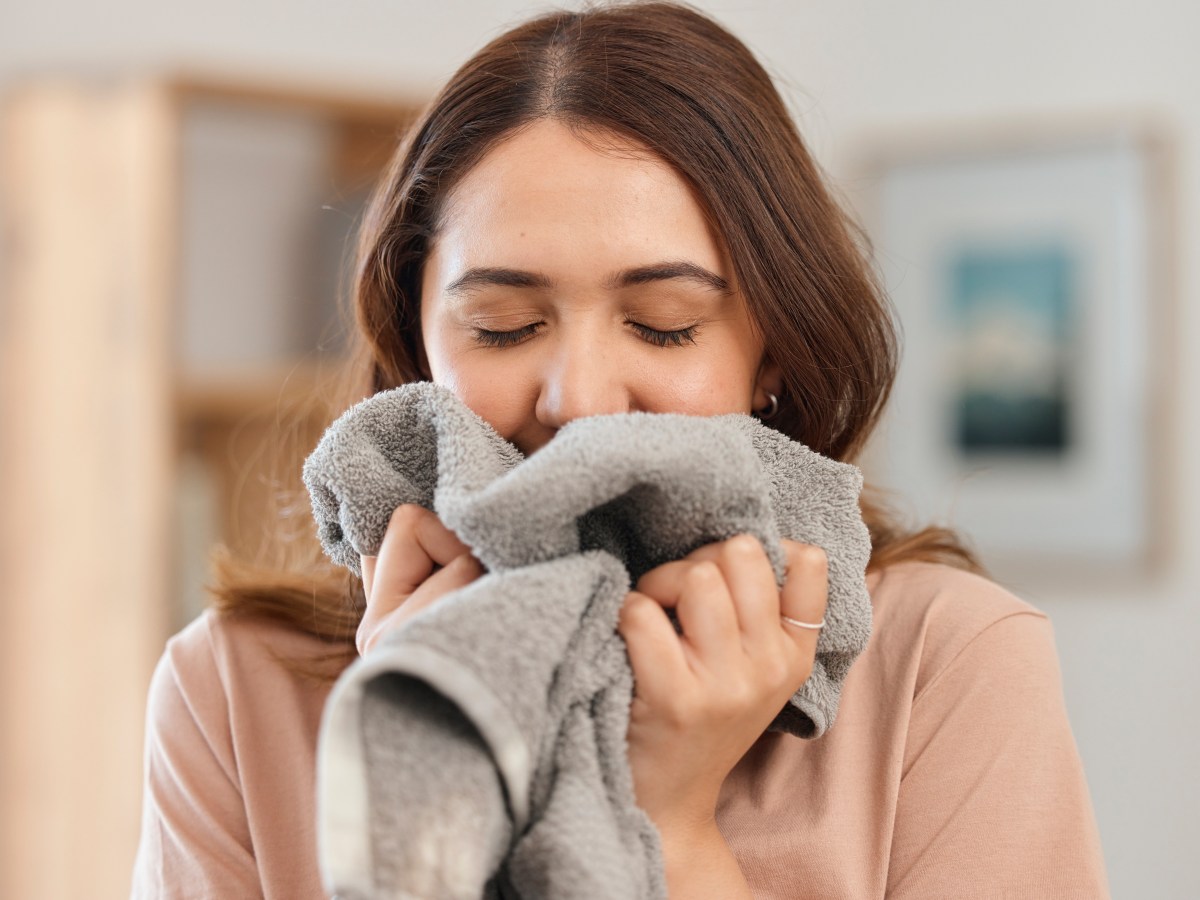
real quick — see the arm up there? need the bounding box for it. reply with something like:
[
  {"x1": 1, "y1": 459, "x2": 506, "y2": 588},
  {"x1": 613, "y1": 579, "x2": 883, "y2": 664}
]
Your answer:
[
  {"x1": 130, "y1": 631, "x2": 261, "y2": 900},
  {"x1": 887, "y1": 612, "x2": 1110, "y2": 899}
]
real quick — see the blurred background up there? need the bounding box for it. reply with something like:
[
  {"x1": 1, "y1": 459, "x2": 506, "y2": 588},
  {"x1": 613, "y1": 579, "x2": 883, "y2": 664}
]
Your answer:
[{"x1": 0, "y1": 1, "x2": 1195, "y2": 897}]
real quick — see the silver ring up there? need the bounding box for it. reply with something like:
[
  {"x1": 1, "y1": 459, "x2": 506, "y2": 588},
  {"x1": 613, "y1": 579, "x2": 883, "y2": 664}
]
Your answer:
[{"x1": 780, "y1": 613, "x2": 825, "y2": 630}]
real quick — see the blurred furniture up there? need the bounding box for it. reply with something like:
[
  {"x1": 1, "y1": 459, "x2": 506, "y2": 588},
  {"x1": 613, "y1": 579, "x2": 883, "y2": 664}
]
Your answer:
[{"x1": 0, "y1": 74, "x2": 420, "y2": 900}]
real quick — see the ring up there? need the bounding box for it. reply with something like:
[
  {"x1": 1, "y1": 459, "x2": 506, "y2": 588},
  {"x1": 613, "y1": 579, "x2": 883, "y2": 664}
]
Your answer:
[{"x1": 780, "y1": 613, "x2": 825, "y2": 630}]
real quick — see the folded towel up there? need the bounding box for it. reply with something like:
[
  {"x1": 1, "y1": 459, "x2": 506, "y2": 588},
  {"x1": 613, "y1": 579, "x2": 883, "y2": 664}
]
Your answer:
[{"x1": 303, "y1": 382, "x2": 873, "y2": 900}]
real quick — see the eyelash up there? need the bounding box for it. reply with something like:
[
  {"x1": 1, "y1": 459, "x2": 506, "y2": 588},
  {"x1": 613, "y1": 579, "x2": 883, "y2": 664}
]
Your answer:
[{"x1": 471, "y1": 320, "x2": 699, "y2": 349}]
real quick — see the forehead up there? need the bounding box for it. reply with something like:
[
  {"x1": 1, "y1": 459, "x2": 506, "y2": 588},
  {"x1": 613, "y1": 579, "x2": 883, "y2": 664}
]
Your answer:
[{"x1": 431, "y1": 119, "x2": 727, "y2": 265}]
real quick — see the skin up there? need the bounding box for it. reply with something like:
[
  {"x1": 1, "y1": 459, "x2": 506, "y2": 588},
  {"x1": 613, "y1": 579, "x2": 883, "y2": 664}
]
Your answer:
[{"x1": 359, "y1": 119, "x2": 829, "y2": 898}]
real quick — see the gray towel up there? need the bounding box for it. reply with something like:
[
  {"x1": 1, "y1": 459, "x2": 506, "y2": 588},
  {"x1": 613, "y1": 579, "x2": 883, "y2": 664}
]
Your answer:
[{"x1": 303, "y1": 382, "x2": 872, "y2": 900}]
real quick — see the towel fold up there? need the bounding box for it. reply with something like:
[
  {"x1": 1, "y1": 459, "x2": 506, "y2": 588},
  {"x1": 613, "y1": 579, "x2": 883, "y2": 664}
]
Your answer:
[{"x1": 302, "y1": 382, "x2": 873, "y2": 899}]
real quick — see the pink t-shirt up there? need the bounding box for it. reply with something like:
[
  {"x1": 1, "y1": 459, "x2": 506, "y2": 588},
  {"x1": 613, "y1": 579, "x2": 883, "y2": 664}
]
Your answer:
[{"x1": 130, "y1": 561, "x2": 1111, "y2": 898}]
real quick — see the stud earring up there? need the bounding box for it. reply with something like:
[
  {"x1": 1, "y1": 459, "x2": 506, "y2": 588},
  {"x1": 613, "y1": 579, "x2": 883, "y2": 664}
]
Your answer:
[{"x1": 754, "y1": 391, "x2": 779, "y2": 421}]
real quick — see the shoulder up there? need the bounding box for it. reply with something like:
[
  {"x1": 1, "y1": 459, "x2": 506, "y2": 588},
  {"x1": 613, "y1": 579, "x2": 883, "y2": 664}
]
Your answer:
[
  {"x1": 862, "y1": 560, "x2": 1054, "y2": 704},
  {"x1": 865, "y1": 558, "x2": 1046, "y2": 624},
  {"x1": 148, "y1": 610, "x2": 343, "y2": 741},
  {"x1": 157, "y1": 609, "x2": 330, "y2": 687},
  {"x1": 136, "y1": 611, "x2": 342, "y2": 897},
  {"x1": 857, "y1": 564, "x2": 1109, "y2": 896}
]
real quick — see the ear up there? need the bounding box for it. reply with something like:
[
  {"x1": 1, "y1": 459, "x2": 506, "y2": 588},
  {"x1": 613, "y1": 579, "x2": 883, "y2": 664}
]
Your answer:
[{"x1": 753, "y1": 355, "x2": 784, "y2": 409}]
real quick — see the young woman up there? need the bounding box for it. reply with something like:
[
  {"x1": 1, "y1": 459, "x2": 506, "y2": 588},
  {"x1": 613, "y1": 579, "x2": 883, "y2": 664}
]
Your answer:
[{"x1": 131, "y1": 2, "x2": 1110, "y2": 897}]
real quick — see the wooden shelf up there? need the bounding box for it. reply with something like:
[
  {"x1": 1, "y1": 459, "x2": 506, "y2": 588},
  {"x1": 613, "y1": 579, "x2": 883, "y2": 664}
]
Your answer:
[
  {"x1": 0, "y1": 74, "x2": 417, "y2": 900},
  {"x1": 175, "y1": 358, "x2": 349, "y2": 423}
]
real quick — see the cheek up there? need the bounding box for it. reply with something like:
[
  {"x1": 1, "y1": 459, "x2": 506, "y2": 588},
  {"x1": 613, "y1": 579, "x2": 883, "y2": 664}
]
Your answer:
[
  {"x1": 642, "y1": 333, "x2": 760, "y2": 415},
  {"x1": 649, "y1": 363, "x2": 754, "y2": 415},
  {"x1": 452, "y1": 374, "x2": 533, "y2": 438},
  {"x1": 421, "y1": 325, "x2": 536, "y2": 440},
  {"x1": 652, "y1": 321, "x2": 763, "y2": 417}
]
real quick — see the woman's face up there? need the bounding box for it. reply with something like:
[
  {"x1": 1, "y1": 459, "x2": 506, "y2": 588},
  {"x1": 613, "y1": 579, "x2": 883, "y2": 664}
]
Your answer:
[{"x1": 419, "y1": 118, "x2": 781, "y2": 456}]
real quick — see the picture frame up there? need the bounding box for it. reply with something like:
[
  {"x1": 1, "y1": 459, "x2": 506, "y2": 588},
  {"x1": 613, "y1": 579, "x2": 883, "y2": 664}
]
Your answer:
[{"x1": 849, "y1": 118, "x2": 1174, "y2": 582}]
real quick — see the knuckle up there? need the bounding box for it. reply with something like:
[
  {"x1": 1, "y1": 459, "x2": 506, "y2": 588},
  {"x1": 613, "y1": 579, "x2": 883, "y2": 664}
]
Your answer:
[
  {"x1": 686, "y1": 560, "x2": 722, "y2": 588},
  {"x1": 792, "y1": 542, "x2": 828, "y2": 573},
  {"x1": 720, "y1": 677, "x2": 754, "y2": 712},
  {"x1": 723, "y1": 534, "x2": 763, "y2": 563},
  {"x1": 388, "y1": 502, "x2": 426, "y2": 531},
  {"x1": 619, "y1": 593, "x2": 651, "y2": 626},
  {"x1": 664, "y1": 692, "x2": 702, "y2": 729},
  {"x1": 759, "y1": 655, "x2": 792, "y2": 690},
  {"x1": 454, "y1": 552, "x2": 482, "y2": 575}
]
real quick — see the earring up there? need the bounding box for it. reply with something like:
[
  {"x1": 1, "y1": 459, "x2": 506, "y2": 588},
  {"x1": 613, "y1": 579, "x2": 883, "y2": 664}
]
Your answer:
[{"x1": 754, "y1": 391, "x2": 779, "y2": 421}]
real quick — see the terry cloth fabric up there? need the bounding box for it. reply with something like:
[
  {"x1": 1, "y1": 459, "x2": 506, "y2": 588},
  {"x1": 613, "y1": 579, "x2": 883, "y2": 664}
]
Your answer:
[{"x1": 301, "y1": 381, "x2": 873, "y2": 900}]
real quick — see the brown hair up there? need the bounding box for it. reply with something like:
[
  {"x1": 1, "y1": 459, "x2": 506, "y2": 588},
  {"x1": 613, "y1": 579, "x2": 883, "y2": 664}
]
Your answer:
[{"x1": 208, "y1": 0, "x2": 985, "y2": 676}]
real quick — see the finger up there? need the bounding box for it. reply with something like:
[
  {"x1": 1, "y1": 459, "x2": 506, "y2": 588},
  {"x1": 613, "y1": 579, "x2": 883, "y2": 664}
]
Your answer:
[
  {"x1": 618, "y1": 591, "x2": 690, "y2": 706},
  {"x1": 397, "y1": 552, "x2": 485, "y2": 620},
  {"x1": 778, "y1": 541, "x2": 829, "y2": 654},
  {"x1": 633, "y1": 543, "x2": 733, "y2": 603},
  {"x1": 357, "y1": 506, "x2": 473, "y2": 656},
  {"x1": 374, "y1": 504, "x2": 472, "y2": 602},
  {"x1": 639, "y1": 537, "x2": 779, "y2": 640},
  {"x1": 634, "y1": 558, "x2": 693, "y2": 606},
  {"x1": 671, "y1": 562, "x2": 742, "y2": 671},
  {"x1": 709, "y1": 534, "x2": 780, "y2": 641},
  {"x1": 360, "y1": 553, "x2": 484, "y2": 655}
]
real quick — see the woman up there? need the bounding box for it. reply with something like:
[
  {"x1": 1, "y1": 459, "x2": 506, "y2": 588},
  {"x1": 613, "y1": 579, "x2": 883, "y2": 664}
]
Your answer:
[{"x1": 131, "y1": 2, "x2": 1110, "y2": 897}]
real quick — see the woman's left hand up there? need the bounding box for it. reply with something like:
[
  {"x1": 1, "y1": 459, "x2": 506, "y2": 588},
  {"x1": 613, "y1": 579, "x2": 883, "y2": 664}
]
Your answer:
[{"x1": 617, "y1": 534, "x2": 828, "y2": 841}]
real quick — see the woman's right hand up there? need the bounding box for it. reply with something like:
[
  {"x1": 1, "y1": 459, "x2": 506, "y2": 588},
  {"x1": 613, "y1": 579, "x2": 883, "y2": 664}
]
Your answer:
[{"x1": 357, "y1": 504, "x2": 484, "y2": 656}]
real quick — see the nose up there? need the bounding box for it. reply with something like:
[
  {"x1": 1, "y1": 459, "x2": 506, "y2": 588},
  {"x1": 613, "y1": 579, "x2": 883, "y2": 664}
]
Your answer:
[{"x1": 534, "y1": 334, "x2": 633, "y2": 430}]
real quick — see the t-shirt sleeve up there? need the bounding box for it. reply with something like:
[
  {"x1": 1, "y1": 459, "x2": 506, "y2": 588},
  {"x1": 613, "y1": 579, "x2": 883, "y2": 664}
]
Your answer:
[
  {"x1": 886, "y1": 610, "x2": 1110, "y2": 899},
  {"x1": 130, "y1": 621, "x2": 262, "y2": 900}
]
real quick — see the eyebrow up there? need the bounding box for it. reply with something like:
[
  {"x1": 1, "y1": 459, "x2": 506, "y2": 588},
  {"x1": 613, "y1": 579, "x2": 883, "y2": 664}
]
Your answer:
[{"x1": 443, "y1": 261, "x2": 732, "y2": 298}]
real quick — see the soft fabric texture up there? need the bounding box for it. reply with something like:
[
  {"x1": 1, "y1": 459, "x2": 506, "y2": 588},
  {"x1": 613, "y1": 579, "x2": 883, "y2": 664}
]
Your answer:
[
  {"x1": 129, "y1": 562, "x2": 1112, "y2": 899},
  {"x1": 299, "y1": 382, "x2": 874, "y2": 899}
]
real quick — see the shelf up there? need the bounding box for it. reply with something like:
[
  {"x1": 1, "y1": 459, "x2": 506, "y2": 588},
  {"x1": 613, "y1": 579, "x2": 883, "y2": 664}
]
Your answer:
[
  {"x1": 175, "y1": 357, "x2": 350, "y2": 424},
  {"x1": 0, "y1": 75, "x2": 416, "y2": 899}
]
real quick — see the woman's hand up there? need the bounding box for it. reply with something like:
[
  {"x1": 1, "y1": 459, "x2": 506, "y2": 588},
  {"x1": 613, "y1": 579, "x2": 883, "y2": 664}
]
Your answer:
[
  {"x1": 617, "y1": 535, "x2": 828, "y2": 842},
  {"x1": 357, "y1": 504, "x2": 484, "y2": 656}
]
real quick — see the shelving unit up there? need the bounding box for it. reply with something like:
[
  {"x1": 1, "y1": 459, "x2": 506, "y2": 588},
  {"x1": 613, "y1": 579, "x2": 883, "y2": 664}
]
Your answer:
[{"x1": 0, "y1": 74, "x2": 420, "y2": 900}]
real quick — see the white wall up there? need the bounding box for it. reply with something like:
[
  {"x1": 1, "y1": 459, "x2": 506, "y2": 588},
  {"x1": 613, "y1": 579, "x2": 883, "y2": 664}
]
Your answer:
[{"x1": 4, "y1": 2, "x2": 1196, "y2": 896}]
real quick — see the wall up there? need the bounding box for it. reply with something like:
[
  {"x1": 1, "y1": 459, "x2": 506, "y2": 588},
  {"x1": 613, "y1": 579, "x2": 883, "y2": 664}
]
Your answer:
[{"x1": 3, "y1": 1, "x2": 1195, "y2": 896}]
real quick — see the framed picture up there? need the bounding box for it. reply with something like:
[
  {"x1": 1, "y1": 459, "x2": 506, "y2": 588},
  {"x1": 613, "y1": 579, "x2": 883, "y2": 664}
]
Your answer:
[{"x1": 850, "y1": 119, "x2": 1173, "y2": 580}]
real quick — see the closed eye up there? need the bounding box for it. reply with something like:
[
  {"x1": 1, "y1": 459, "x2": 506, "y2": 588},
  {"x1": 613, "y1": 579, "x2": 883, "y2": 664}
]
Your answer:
[
  {"x1": 627, "y1": 321, "x2": 699, "y2": 347},
  {"x1": 471, "y1": 323, "x2": 542, "y2": 347},
  {"x1": 470, "y1": 320, "x2": 699, "y2": 348}
]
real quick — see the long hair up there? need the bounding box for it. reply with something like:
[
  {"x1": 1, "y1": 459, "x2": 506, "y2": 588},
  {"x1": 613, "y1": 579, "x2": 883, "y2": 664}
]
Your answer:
[{"x1": 208, "y1": 0, "x2": 984, "y2": 676}]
